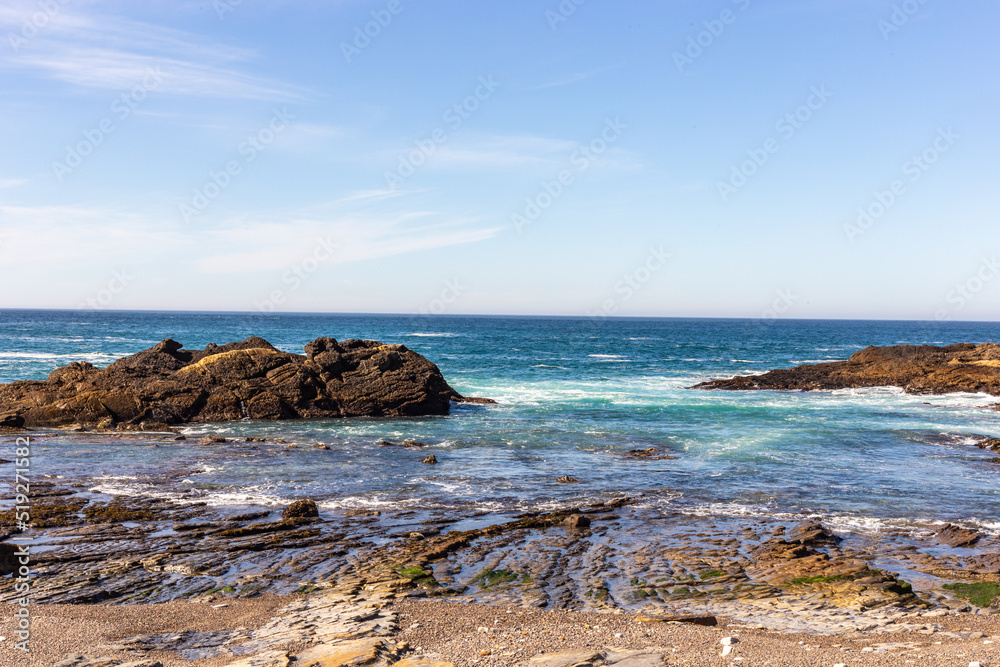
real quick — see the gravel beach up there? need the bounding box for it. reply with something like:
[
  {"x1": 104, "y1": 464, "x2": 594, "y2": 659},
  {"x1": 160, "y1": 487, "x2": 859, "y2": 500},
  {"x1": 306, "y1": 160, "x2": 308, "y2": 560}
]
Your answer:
[{"x1": 0, "y1": 596, "x2": 287, "y2": 667}]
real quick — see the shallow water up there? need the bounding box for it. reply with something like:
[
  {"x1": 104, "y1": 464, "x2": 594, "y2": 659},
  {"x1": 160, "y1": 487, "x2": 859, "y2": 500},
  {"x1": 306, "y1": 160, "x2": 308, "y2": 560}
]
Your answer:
[{"x1": 2, "y1": 310, "x2": 999, "y2": 535}]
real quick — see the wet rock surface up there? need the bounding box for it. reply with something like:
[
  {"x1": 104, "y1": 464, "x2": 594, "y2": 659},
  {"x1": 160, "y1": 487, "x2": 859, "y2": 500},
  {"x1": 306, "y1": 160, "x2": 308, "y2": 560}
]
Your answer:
[
  {"x1": 0, "y1": 336, "x2": 493, "y2": 428},
  {"x1": 695, "y1": 342, "x2": 1000, "y2": 395}
]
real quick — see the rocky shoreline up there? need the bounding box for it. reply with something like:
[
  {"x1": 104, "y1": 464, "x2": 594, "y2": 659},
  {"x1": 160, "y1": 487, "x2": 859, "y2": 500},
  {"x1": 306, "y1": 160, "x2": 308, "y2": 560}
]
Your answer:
[
  {"x1": 2, "y1": 432, "x2": 999, "y2": 664},
  {"x1": 695, "y1": 342, "x2": 1000, "y2": 396},
  {"x1": 0, "y1": 336, "x2": 493, "y2": 430}
]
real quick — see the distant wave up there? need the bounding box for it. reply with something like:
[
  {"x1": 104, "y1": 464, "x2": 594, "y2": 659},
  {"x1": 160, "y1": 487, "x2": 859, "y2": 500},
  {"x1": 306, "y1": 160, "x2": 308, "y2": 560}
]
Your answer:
[
  {"x1": 406, "y1": 333, "x2": 460, "y2": 337},
  {"x1": 0, "y1": 351, "x2": 118, "y2": 361}
]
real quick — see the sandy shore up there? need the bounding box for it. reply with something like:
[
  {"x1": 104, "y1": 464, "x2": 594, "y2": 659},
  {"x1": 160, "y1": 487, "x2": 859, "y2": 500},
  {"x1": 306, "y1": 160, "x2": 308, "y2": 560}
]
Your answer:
[
  {"x1": 394, "y1": 599, "x2": 1000, "y2": 666},
  {"x1": 1, "y1": 596, "x2": 998, "y2": 666}
]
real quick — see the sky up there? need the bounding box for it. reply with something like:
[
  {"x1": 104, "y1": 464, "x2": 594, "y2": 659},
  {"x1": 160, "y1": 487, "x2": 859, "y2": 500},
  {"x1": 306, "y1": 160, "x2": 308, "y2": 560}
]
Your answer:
[{"x1": 0, "y1": 0, "x2": 998, "y2": 321}]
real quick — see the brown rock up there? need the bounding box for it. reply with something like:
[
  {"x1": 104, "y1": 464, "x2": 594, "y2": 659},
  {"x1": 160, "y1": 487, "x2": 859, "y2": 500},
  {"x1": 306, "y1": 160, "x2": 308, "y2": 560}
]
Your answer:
[
  {"x1": 787, "y1": 520, "x2": 841, "y2": 546},
  {"x1": 619, "y1": 447, "x2": 677, "y2": 460},
  {"x1": 282, "y1": 499, "x2": 319, "y2": 520},
  {"x1": 636, "y1": 614, "x2": 717, "y2": 626},
  {"x1": 563, "y1": 514, "x2": 591, "y2": 530},
  {"x1": 695, "y1": 342, "x2": 1000, "y2": 395},
  {"x1": 556, "y1": 475, "x2": 580, "y2": 483},
  {"x1": 977, "y1": 437, "x2": 1000, "y2": 453},
  {"x1": 421, "y1": 455, "x2": 438, "y2": 464},
  {"x1": 934, "y1": 523, "x2": 982, "y2": 547},
  {"x1": 0, "y1": 336, "x2": 487, "y2": 427}
]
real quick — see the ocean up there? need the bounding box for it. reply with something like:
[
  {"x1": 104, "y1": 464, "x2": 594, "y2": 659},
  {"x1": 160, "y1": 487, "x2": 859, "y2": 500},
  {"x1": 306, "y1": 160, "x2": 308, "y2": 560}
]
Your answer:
[{"x1": 2, "y1": 309, "x2": 999, "y2": 538}]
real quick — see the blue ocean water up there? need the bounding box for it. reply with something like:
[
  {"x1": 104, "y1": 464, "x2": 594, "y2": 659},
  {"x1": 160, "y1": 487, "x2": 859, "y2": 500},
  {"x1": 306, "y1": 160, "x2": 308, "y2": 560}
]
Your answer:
[{"x1": 2, "y1": 310, "x2": 999, "y2": 536}]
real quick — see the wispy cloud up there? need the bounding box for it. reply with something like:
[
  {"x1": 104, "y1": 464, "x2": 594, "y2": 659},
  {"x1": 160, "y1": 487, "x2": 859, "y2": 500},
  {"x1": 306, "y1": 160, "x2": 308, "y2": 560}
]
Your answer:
[
  {"x1": 0, "y1": 7, "x2": 305, "y2": 101},
  {"x1": 425, "y1": 134, "x2": 579, "y2": 169},
  {"x1": 0, "y1": 178, "x2": 27, "y2": 188},
  {"x1": 0, "y1": 200, "x2": 501, "y2": 275},
  {"x1": 523, "y1": 64, "x2": 623, "y2": 92}
]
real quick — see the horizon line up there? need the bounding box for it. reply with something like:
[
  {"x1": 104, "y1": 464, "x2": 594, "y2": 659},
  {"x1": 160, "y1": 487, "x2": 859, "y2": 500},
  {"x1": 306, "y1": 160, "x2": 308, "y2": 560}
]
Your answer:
[{"x1": 0, "y1": 307, "x2": 997, "y2": 325}]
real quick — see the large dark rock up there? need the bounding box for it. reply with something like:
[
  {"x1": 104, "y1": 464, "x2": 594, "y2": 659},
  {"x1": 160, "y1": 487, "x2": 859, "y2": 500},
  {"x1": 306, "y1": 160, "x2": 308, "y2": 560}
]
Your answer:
[
  {"x1": 282, "y1": 499, "x2": 319, "y2": 520},
  {"x1": 0, "y1": 336, "x2": 493, "y2": 428},
  {"x1": 694, "y1": 343, "x2": 1000, "y2": 395}
]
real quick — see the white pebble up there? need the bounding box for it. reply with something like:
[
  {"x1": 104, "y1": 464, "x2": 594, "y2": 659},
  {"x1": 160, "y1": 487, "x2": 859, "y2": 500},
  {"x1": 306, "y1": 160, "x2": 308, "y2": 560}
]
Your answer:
[
  {"x1": 969, "y1": 662, "x2": 982, "y2": 667},
  {"x1": 721, "y1": 645, "x2": 733, "y2": 657},
  {"x1": 721, "y1": 637, "x2": 739, "y2": 646},
  {"x1": 614, "y1": 632, "x2": 623, "y2": 638},
  {"x1": 834, "y1": 664, "x2": 846, "y2": 667}
]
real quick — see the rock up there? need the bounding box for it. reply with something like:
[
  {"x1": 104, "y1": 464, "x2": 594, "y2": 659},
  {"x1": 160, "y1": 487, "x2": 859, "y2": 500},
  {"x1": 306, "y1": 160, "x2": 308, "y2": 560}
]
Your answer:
[
  {"x1": 402, "y1": 440, "x2": 425, "y2": 447},
  {"x1": 694, "y1": 342, "x2": 1000, "y2": 395},
  {"x1": 976, "y1": 437, "x2": 1000, "y2": 453},
  {"x1": 199, "y1": 435, "x2": 229, "y2": 445},
  {"x1": 0, "y1": 543, "x2": 16, "y2": 576},
  {"x1": 787, "y1": 520, "x2": 841, "y2": 546},
  {"x1": 563, "y1": 514, "x2": 591, "y2": 530},
  {"x1": 556, "y1": 475, "x2": 580, "y2": 483},
  {"x1": 0, "y1": 336, "x2": 490, "y2": 427},
  {"x1": 721, "y1": 637, "x2": 739, "y2": 645},
  {"x1": 618, "y1": 447, "x2": 677, "y2": 460},
  {"x1": 282, "y1": 499, "x2": 319, "y2": 520},
  {"x1": 935, "y1": 523, "x2": 983, "y2": 547},
  {"x1": 636, "y1": 614, "x2": 717, "y2": 626},
  {"x1": 721, "y1": 645, "x2": 733, "y2": 656},
  {"x1": 421, "y1": 455, "x2": 438, "y2": 464},
  {"x1": 223, "y1": 651, "x2": 290, "y2": 667},
  {"x1": 528, "y1": 650, "x2": 603, "y2": 667}
]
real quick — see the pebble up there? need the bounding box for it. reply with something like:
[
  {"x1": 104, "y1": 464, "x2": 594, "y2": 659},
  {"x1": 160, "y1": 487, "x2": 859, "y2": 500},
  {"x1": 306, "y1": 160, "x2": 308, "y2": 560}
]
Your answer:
[{"x1": 721, "y1": 637, "x2": 739, "y2": 646}]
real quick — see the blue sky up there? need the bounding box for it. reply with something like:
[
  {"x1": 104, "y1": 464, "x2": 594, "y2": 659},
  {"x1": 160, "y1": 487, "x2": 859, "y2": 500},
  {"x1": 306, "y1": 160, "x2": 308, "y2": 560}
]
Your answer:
[{"x1": 1, "y1": 0, "x2": 998, "y2": 320}]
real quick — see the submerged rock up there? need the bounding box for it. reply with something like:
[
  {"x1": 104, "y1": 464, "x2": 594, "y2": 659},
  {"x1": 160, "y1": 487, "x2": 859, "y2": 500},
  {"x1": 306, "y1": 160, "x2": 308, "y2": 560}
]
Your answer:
[
  {"x1": 695, "y1": 343, "x2": 1000, "y2": 395},
  {"x1": 0, "y1": 336, "x2": 491, "y2": 427}
]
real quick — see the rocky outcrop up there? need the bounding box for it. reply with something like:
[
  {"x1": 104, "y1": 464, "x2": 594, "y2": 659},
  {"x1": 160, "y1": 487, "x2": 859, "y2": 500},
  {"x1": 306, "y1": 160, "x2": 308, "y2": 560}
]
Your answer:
[
  {"x1": 694, "y1": 343, "x2": 1000, "y2": 395},
  {"x1": 0, "y1": 336, "x2": 492, "y2": 428}
]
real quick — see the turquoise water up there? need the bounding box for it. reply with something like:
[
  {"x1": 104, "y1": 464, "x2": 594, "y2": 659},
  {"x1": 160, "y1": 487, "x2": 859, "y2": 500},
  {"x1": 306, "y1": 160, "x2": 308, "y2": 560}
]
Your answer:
[{"x1": 2, "y1": 310, "x2": 999, "y2": 535}]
